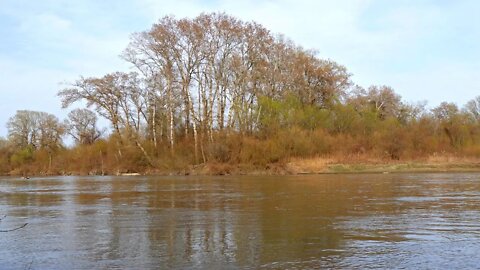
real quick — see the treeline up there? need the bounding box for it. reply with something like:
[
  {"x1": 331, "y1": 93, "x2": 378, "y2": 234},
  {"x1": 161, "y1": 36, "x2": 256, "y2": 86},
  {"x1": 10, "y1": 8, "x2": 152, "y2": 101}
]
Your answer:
[{"x1": 2, "y1": 13, "x2": 480, "y2": 175}]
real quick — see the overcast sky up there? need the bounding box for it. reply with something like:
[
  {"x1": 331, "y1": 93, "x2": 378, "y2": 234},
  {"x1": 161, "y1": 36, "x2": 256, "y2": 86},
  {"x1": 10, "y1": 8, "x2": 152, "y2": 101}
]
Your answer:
[{"x1": 1, "y1": 0, "x2": 480, "y2": 137}]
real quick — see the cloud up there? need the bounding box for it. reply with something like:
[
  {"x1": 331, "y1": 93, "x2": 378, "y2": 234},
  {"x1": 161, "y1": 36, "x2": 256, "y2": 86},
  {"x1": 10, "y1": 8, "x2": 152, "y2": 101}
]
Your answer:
[{"x1": 0, "y1": 2, "x2": 133, "y2": 136}]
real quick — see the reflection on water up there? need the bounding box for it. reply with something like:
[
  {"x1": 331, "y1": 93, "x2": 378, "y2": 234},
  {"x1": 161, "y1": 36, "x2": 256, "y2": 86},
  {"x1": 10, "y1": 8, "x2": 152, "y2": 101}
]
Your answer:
[{"x1": 1, "y1": 174, "x2": 480, "y2": 269}]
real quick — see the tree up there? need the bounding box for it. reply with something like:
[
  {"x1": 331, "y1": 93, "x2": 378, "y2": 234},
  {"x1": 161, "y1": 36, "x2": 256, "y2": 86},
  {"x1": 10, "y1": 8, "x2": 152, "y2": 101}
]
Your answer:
[
  {"x1": 432, "y1": 102, "x2": 470, "y2": 149},
  {"x1": 348, "y1": 85, "x2": 402, "y2": 120},
  {"x1": 0, "y1": 137, "x2": 12, "y2": 174},
  {"x1": 59, "y1": 72, "x2": 155, "y2": 167},
  {"x1": 6, "y1": 110, "x2": 38, "y2": 149},
  {"x1": 66, "y1": 108, "x2": 102, "y2": 145},
  {"x1": 7, "y1": 110, "x2": 64, "y2": 150},
  {"x1": 396, "y1": 101, "x2": 427, "y2": 125},
  {"x1": 7, "y1": 110, "x2": 65, "y2": 173},
  {"x1": 120, "y1": 12, "x2": 352, "y2": 156},
  {"x1": 464, "y1": 96, "x2": 480, "y2": 123}
]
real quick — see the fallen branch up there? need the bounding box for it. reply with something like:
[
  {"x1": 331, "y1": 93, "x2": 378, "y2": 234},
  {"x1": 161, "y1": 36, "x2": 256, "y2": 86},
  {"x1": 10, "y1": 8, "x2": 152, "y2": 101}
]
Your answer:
[{"x1": 0, "y1": 223, "x2": 28, "y2": 232}]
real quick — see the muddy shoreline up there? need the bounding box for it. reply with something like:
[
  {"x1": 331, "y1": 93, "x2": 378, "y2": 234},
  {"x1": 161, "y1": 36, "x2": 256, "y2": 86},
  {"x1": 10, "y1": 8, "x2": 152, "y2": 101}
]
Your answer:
[{"x1": 4, "y1": 159, "x2": 480, "y2": 177}]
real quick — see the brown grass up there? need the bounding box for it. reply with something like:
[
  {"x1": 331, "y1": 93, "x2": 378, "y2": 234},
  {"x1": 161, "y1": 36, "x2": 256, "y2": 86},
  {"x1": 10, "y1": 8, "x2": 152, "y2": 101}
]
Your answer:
[
  {"x1": 426, "y1": 154, "x2": 480, "y2": 164},
  {"x1": 286, "y1": 156, "x2": 337, "y2": 173}
]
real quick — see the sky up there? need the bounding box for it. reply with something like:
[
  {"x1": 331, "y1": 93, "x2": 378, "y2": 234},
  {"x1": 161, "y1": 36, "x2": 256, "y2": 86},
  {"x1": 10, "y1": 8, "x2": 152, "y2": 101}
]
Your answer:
[{"x1": 1, "y1": 0, "x2": 480, "y2": 137}]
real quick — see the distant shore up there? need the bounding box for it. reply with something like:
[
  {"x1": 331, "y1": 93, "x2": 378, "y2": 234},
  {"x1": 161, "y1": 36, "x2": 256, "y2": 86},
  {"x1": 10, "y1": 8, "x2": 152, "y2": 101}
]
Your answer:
[
  {"x1": 4, "y1": 156, "x2": 480, "y2": 177},
  {"x1": 183, "y1": 159, "x2": 480, "y2": 175}
]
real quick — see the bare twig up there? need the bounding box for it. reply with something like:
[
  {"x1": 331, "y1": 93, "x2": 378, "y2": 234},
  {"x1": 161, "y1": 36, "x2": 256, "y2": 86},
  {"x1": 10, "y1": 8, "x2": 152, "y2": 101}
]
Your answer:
[
  {"x1": 0, "y1": 223, "x2": 28, "y2": 232},
  {"x1": 24, "y1": 259, "x2": 34, "y2": 270}
]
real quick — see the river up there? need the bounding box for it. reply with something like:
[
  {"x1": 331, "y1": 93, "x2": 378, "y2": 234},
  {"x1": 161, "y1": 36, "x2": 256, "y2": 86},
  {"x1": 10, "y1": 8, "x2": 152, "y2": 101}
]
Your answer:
[{"x1": 1, "y1": 173, "x2": 480, "y2": 269}]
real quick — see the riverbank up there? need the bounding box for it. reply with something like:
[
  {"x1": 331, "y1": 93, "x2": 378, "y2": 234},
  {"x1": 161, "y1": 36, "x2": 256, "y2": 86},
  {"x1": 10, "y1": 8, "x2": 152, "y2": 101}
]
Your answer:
[
  {"x1": 150, "y1": 155, "x2": 480, "y2": 175},
  {"x1": 4, "y1": 155, "x2": 480, "y2": 177},
  {"x1": 282, "y1": 155, "x2": 480, "y2": 174},
  {"x1": 182, "y1": 156, "x2": 480, "y2": 176}
]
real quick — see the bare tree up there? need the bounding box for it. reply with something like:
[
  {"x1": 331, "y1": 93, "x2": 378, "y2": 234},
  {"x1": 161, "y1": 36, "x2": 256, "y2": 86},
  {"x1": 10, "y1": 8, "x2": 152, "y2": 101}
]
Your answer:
[
  {"x1": 7, "y1": 110, "x2": 64, "y2": 150},
  {"x1": 60, "y1": 13, "x2": 361, "y2": 164},
  {"x1": 59, "y1": 72, "x2": 156, "y2": 167},
  {"x1": 66, "y1": 108, "x2": 102, "y2": 145},
  {"x1": 464, "y1": 96, "x2": 480, "y2": 123},
  {"x1": 348, "y1": 85, "x2": 401, "y2": 119}
]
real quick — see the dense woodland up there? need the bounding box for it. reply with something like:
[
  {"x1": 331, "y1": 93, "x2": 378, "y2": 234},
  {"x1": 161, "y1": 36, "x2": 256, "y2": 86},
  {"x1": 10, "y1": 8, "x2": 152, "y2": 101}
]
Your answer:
[{"x1": 2, "y1": 13, "x2": 480, "y2": 175}]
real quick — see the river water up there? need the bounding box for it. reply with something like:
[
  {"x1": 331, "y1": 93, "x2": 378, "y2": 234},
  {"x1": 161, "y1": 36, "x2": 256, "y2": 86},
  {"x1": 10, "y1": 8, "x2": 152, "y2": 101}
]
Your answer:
[{"x1": 1, "y1": 173, "x2": 480, "y2": 269}]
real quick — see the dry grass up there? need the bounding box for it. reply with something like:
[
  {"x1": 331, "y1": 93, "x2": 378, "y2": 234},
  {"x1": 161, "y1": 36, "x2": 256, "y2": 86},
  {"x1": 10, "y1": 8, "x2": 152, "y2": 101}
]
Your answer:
[
  {"x1": 426, "y1": 154, "x2": 480, "y2": 164},
  {"x1": 286, "y1": 156, "x2": 337, "y2": 173},
  {"x1": 283, "y1": 153, "x2": 480, "y2": 174}
]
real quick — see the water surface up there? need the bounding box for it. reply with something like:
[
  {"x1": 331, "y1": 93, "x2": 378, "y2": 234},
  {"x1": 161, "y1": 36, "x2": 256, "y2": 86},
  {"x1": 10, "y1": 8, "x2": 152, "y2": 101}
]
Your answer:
[{"x1": 1, "y1": 173, "x2": 480, "y2": 269}]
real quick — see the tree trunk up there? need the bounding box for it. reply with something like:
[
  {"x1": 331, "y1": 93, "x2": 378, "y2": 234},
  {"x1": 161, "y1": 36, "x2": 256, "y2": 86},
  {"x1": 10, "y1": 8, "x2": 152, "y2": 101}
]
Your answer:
[
  {"x1": 193, "y1": 120, "x2": 199, "y2": 164},
  {"x1": 169, "y1": 107, "x2": 174, "y2": 154},
  {"x1": 134, "y1": 139, "x2": 156, "y2": 167},
  {"x1": 152, "y1": 103, "x2": 157, "y2": 148}
]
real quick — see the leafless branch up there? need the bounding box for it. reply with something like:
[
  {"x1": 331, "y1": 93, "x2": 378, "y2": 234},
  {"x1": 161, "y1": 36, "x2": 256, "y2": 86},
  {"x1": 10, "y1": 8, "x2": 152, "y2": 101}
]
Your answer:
[{"x1": 0, "y1": 223, "x2": 28, "y2": 232}]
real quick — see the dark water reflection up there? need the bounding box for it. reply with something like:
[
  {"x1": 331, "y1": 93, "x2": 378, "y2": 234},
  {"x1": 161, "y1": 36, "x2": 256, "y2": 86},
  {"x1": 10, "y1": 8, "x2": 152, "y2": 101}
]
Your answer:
[{"x1": 2, "y1": 174, "x2": 480, "y2": 269}]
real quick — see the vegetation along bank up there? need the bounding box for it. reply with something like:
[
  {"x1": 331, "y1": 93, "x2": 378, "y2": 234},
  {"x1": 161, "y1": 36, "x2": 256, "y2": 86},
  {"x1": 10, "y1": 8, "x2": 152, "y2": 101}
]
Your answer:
[{"x1": 2, "y1": 13, "x2": 480, "y2": 176}]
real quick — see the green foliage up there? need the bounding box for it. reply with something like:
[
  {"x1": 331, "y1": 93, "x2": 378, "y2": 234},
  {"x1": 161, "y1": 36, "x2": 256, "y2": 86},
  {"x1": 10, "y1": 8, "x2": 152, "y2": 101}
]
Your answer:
[
  {"x1": 10, "y1": 146, "x2": 35, "y2": 166},
  {"x1": 258, "y1": 95, "x2": 330, "y2": 136},
  {"x1": 330, "y1": 104, "x2": 360, "y2": 134},
  {"x1": 374, "y1": 118, "x2": 406, "y2": 159}
]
